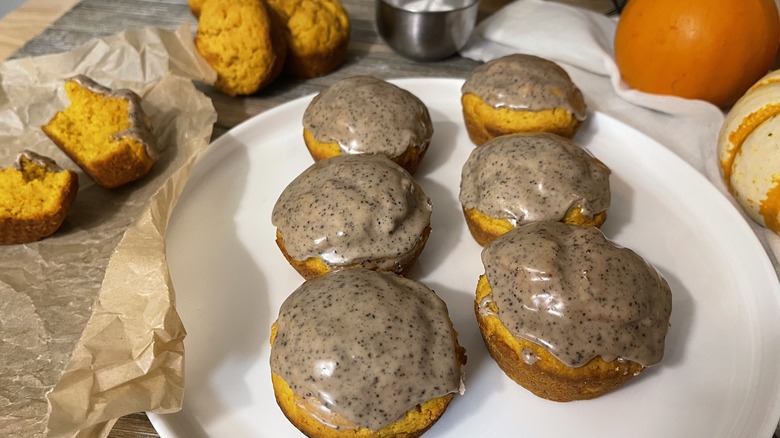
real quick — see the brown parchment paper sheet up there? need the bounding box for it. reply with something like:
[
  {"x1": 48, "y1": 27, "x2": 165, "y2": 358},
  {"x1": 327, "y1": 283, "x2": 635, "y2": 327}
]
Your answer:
[{"x1": 0, "y1": 23, "x2": 218, "y2": 438}]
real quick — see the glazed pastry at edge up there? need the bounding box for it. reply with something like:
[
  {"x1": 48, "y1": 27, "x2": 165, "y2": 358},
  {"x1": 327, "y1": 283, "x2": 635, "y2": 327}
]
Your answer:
[
  {"x1": 460, "y1": 133, "x2": 610, "y2": 246},
  {"x1": 461, "y1": 54, "x2": 587, "y2": 145},
  {"x1": 42, "y1": 75, "x2": 157, "y2": 189},
  {"x1": 272, "y1": 154, "x2": 432, "y2": 279},
  {"x1": 475, "y1": 221, "x2": 672, "y2": 402},
  {"x1": 302, "y1": 76, "x2": 433, "y2": 173},
  {"x1": 270, "y1": 268, "x2": 466, "y2": 437},
  {"x1": 0, "y1": 151, "x2": 78, "y2": 245}
]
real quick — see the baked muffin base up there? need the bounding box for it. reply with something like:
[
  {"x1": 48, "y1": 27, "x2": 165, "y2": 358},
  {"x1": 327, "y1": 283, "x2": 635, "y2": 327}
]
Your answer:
[
  {"x1": 475, "y1": 275, "x2": 643, "y2": 402},
  {"x1": 461, "y1": 93, "x2": 582, "y2": 146},
  {"x1": 275, "y1": 226, "x2": 431, "y2": 279},
  {"x1": 303, "y1": 129, "x2": 429, "y2": 174},
  {"x1": 272, "y1": 373, "x2": 453, "y2": 438},
  {"x1": 463, "y1": 207, "x2": 607, "y2": 247}
]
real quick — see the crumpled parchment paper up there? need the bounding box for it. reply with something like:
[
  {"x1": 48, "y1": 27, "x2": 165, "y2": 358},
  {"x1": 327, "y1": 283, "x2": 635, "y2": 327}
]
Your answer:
[{"x1": 0, "y1": 23, "x2": 217, "y2": 438}]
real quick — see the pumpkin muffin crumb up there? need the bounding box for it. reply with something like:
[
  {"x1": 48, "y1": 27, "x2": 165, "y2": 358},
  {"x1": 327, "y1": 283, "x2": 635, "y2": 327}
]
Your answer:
[
  {"x1": 42, "y1": 75, "x2": 157, "y2": 189},
  {"x1": 0, "y1": 151, "x2": 78, "y2": 245}
]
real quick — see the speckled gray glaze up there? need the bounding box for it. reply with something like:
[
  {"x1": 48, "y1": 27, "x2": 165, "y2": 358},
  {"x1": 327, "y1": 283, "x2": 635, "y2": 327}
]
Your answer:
[
  {"x1": 459, "y1": 133, "x2": 610, "y2": 225},
  {"x1": 271, "y1": 154, "x2": 431, "y2": 269},
  {"x1": 270, "y1": 268, "x2": 463, "y2": 431},
  {"x1": 303, "y1": 76, "x2": 433, "y2": 158},
  {"x1": 479, "y1": 221, "x2": 672, "y2": 368},
  {"x1": 15, "y1": 150, "x2": 64, "y2": 173},
  {"x1": 461, "y1": 54, "x2": 587, "y2": 121}
]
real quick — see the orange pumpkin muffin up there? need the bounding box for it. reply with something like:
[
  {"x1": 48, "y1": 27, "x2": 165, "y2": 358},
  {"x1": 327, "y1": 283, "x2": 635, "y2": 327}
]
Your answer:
[
  {"x1": 272, "y1": 154, "x2": 432, "y2": 279},
  {"x1": 476, "y1": 221, "x2": 672, "y2": 401},
  {"x1": 461, "y1": 54, "x2": 587, "y2": 145},
  {"x1": 267, "y1": 0, "x2": 351, "y2": 78},
  {"x1": 194, "y1": 0, "x2": 287, "y2": 96},
  {"x1": 42, "y1": 75, "x2": 157, "y2": 189},
  {"x1": 0, "y1": 151, "x2": 78, "y2": 245},
  {"x1": 460, "y1": 133, "x2": 610, "y2": 246},
  {"x1": 188, "y1": 0, "x2": 205, "y2": 17},
  {"x1": 270, "y1": 268, "x2": 466, "y2": 437},
  {"x1": 302, "y1": 76, "x2": 433, "y2": 173}
]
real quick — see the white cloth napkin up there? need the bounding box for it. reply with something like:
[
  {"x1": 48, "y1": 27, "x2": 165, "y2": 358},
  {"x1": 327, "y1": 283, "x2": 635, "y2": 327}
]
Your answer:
[{"x1": 459, "y1": 0, "x2": 780, "y2": 275}]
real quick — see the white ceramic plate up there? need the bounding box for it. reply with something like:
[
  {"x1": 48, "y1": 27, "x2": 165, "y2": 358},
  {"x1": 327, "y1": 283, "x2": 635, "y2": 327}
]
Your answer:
[{"x1": 150, "y1": 78, "x2": 780, "y2": 438}]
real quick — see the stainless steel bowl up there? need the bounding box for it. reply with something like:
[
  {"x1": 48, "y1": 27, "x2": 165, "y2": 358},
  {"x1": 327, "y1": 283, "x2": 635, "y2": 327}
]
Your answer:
[{"x1": 376, "y1": 0, "x2": 480, "y2": 61}]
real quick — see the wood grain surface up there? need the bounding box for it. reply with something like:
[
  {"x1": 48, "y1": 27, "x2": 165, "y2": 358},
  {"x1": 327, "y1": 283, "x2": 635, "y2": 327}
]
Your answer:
[{"x1": 0, "y1": 0, "x2": 81, "y2": 61}]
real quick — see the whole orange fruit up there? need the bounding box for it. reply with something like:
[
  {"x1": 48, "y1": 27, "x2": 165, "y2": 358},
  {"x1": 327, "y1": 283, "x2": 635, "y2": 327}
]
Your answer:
[{"x1": 614, "y1": 0, "x2": 780, "y2": 108}]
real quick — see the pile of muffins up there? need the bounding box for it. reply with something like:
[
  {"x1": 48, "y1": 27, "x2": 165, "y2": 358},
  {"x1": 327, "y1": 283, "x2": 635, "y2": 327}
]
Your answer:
[
  {"x1": 189, "y1": 0, "x2": 351, "y2": 96},
  {"x1": 266, "y1": 54, "x2": 673, "y2": 437}
]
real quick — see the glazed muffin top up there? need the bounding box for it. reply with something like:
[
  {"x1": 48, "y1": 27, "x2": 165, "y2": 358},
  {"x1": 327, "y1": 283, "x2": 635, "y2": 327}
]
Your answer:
[
  {"x1": 272, "y1": 154, "x2": 431, "y2": 270},
  {"x1": 462, "y1": 53, "x2": 587, "y2": 120},
  {"x1": 270, "y1": 268, "x2": 464, "y2": 431},
  {"x1": 303, "y1": 76, "x2": 433, "y2": 158},
  {"x1": 479, "y1": 221, "x2": 672, "y2": 368},
  {"x1": 460, "y1": 133, "x2": 610, "y2": 226}
]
